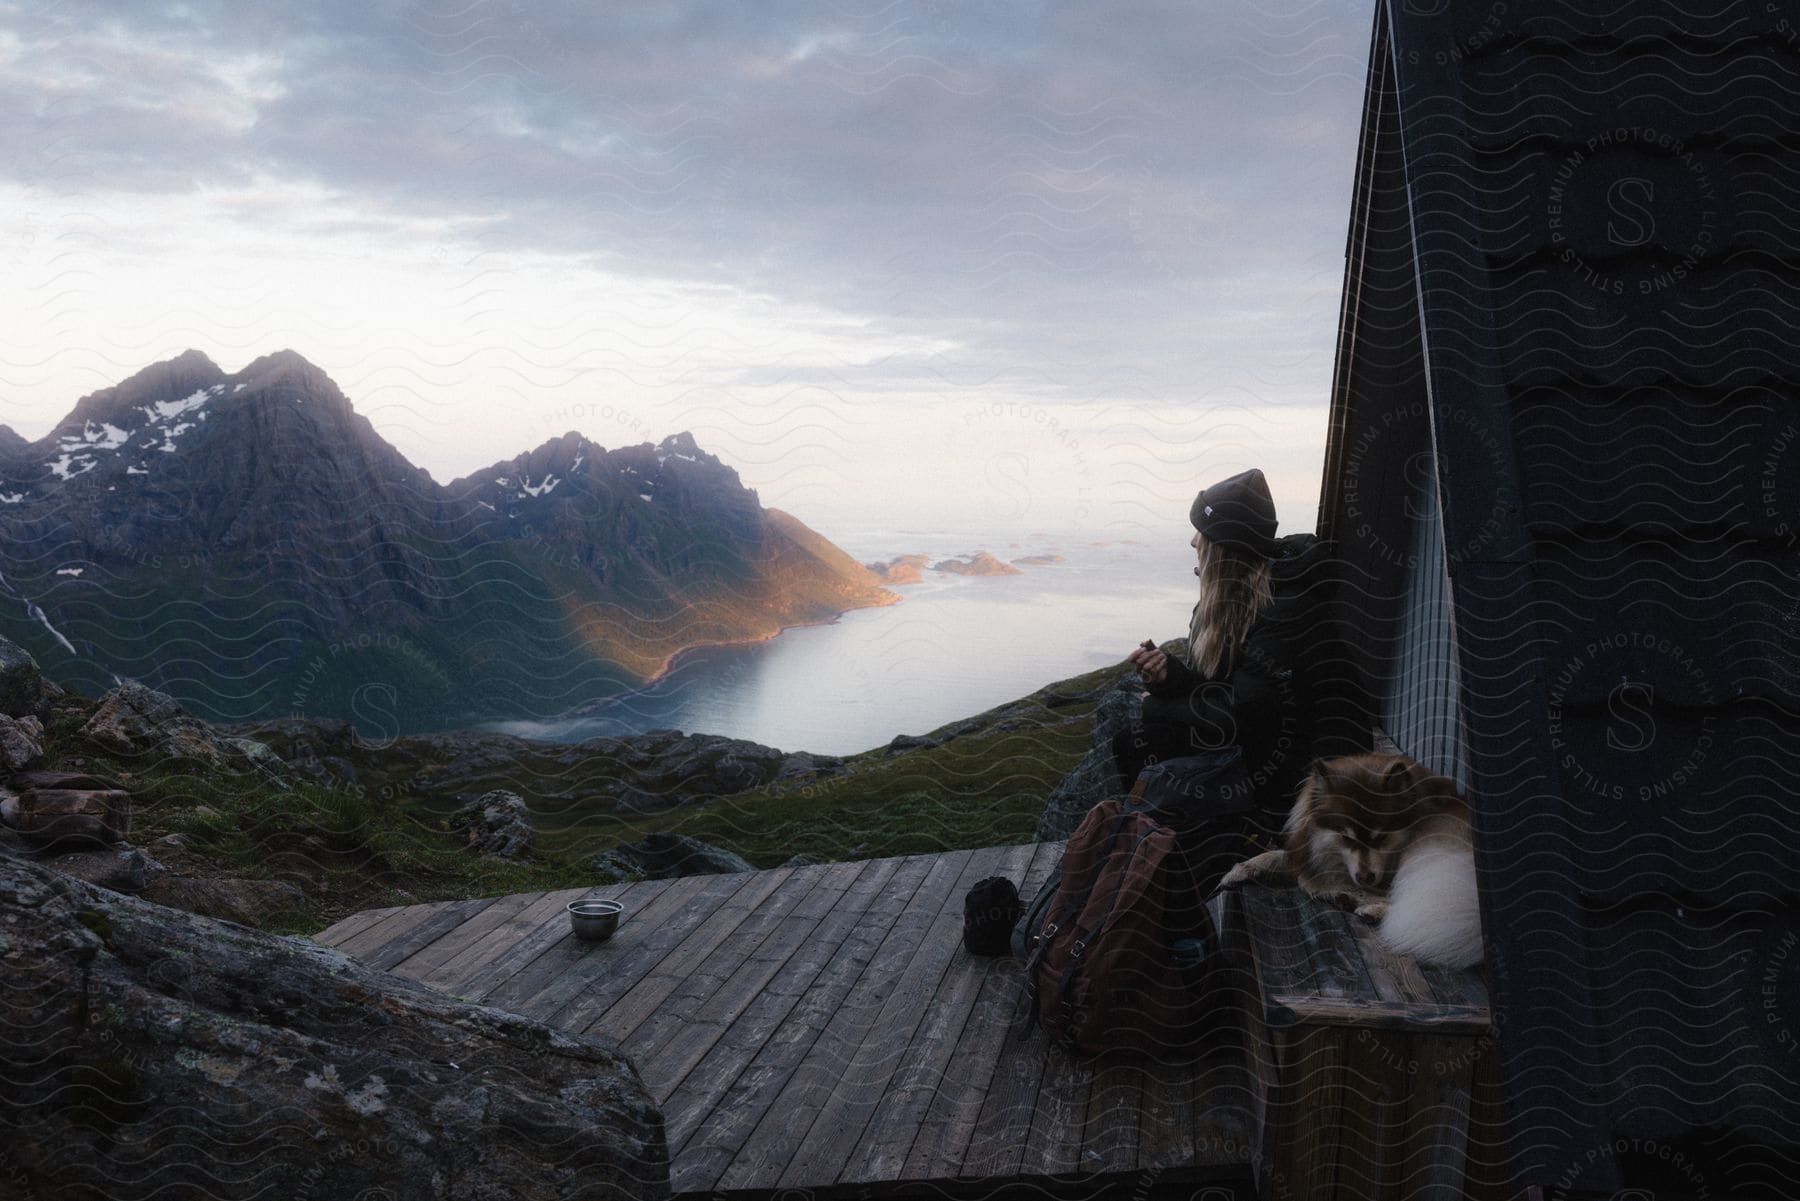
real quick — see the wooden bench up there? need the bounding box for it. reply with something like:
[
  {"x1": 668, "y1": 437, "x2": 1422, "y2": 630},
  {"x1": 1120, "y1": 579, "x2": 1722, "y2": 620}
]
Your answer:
[{"x1": 1218, "y1": 882, "x2": 1503, "y2": 1200}]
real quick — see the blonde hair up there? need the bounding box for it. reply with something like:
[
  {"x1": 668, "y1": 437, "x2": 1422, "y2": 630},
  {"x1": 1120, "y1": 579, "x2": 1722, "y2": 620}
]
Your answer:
[{"x1": 1187, "y1": 535, "x2": 1273, "y2": 678}]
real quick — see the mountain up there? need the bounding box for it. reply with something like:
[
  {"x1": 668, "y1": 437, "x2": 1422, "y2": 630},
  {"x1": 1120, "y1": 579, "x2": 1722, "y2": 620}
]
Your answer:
[{"x1": 0, "y1": 351, "x2": 896, "y2": 733}]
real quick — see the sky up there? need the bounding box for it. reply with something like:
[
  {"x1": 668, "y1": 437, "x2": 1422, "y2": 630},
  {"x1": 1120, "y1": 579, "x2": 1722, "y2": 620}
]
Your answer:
[{"x1": 0, "y1": 0, "x2": 1374, "y2": 544}]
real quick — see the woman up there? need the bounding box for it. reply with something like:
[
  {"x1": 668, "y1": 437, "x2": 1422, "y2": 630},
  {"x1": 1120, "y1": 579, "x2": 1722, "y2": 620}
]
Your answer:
[{"x1": 1118, "y1": 468, "x2": 1372, "y2": 830}]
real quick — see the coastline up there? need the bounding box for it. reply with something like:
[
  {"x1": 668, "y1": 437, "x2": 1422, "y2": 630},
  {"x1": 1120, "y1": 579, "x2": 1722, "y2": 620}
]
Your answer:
[{"x1": 640, "y1": 590, "x2": 903, "y2": 686}]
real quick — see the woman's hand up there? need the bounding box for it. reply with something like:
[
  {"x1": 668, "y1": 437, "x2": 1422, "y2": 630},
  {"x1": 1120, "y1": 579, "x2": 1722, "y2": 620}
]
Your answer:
[{"x1": 1128, "y1": 639, "x2": 1170, "y2": 685}]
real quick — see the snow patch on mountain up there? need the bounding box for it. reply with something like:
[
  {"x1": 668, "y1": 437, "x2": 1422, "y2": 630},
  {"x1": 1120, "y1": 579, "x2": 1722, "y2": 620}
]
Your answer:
[
  {"x1": 143, "y1": 388, "x2": 212, "y2": 424},
  {"x1": 48, "y1": 454, "x2": 98, "y2": 479},
  {"x1": 25, "y1": 600, "x2": 75, "y2": 654}
]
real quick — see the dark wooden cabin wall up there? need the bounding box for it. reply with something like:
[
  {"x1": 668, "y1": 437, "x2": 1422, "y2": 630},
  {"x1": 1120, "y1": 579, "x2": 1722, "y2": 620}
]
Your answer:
[
  {"x1": 1319, "y1": 6, "x2": 1465, "y2": 780},
  {"x1": 1382, "y1": 1, "x2": 1800, "y2": 1194}
]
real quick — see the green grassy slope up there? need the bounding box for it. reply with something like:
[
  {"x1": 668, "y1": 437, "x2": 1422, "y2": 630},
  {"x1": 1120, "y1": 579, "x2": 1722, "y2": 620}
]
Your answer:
[{"x1": 34, "y1": 661, "x2": 1120, "y2": 935}]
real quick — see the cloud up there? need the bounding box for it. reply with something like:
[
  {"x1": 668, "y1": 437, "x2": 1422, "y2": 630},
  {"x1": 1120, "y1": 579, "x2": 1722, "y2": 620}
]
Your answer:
[{"x1": 0, "y1": 0, "x2": 1372, "y2": 521}]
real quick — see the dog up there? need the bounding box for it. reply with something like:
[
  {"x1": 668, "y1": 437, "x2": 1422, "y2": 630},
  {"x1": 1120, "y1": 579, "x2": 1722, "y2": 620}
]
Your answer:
[{"x1": 1218, "y1": 753, "x2": 1484, "y2": 969}]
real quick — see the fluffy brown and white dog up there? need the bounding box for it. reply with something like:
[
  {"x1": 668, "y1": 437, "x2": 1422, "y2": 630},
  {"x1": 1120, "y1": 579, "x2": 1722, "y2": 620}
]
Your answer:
[{"x1": 1219, "y1": 753, "x2": 1484, "y2": 969}]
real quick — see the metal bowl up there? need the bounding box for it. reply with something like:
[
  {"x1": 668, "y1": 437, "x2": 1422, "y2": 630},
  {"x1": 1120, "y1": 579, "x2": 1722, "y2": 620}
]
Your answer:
[{"x1": 567, "y1": 899, "x2": 624, "y2": 943}]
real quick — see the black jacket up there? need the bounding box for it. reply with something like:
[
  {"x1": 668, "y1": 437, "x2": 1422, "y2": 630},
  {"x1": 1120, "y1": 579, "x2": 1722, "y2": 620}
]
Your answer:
[{"x1": 1138, "y1": 533, "x2": 1373, "y2": 819}]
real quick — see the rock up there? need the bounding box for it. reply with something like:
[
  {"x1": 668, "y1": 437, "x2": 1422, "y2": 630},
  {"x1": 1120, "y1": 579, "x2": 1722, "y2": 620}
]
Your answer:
[
  {"x1": 10, "y1": 769, "x2": 126, "y2": 792},
  {"x1": 865, "y1": 553, "x2": 930, "y2": 585},
  {"x1": 779, "y1": 852, "x2": 829, "y2": 869},
  {"x1": 773, "y1": 751, "x2": 845, "y2": 784},
  {"x1": 0, "y1": 790, "x2": 16, "y2": 829},
  {"x1": 78, "y1": 683, "x2": 287, "y2": 784},
  {"x1": 147, "y1": 832, "x2": 193, "y2": 852},
  {"x1": 137, "y1": 876, "x2": 308, "y2": 926},
  {"x1": 609, "y1": 784, "x2": 665, "y2": 815},
  {"x1": 1034, "y1": 680, "x2": 1141, "y2": 841},
  {"x1": 448, "y1": 789, "x2": 534, "y2": 858},
  {"x1": 0, "y1": 857, "x2": 670, "y2": 1201},
  {"x1": 931, "y1": 550, "x2": 1022, "y2": 577},
  {"x1": 589, "y1": 832, "x2": 754, "y2": 881},
  {"x1": 222, "y1": 736, "x2": 289, "y2": 778},
  {"x1": 708, "y1": 749, "x2": 776, "y2": 793},
  {"x1": 42, "y1": 846, "x2": 167, "y2": 894},
  {"x1": 0, "y1": 713, "x2": 45, "y2": 771},
  {"x1": 883, "y1": 698, "x2": 1049, "y2": 756},
  {"x1": 13, "y1": 787, "x2": 132, "y2": 850},
  {"x1": 0, "y1": 636, "x2": 43, "y2": 717},
  {"x1": 222, "y1": 716, "x2": 357, "y2": 786},
  {"x1": 81, "y1": 680, "x2": 215, "y2": 759},
  {"x1": 648, "y1": 735, "x2": 783, "y2": 797}
]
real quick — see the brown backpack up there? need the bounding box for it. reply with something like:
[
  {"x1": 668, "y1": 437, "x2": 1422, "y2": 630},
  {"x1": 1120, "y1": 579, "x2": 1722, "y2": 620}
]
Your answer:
[{"x1": 1019, "y1": 794, "x2": 1220, "y2": 1056}]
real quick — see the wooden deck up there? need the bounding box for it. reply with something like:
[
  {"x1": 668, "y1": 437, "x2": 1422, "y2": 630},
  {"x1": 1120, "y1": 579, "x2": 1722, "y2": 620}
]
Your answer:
[{"x1": 312, "y1": 843, "x2": 1256, "y2": 1196}]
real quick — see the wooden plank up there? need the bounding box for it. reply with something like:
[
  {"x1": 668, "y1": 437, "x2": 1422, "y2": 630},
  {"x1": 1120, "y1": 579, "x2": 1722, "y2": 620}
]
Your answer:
[
  {"x1": 1190, "y1": 1035, "x2": 1257, "y2": 1174},
  {"x1": 1418, "y1": 956, "x2": 1487, "y2": 1010},
  {"x1": 460, "y1": 880, "x2": 643, "y2": 1005},
  {"x1": 1336, "y1": 1014, "x2": 1405, "y2": 1201},
  {"x1": 1292, "y1": 896, "x2": 1376, "y2": 1002},
  {"x1": 1341, "y1": 904, "x2": 1422, "y2": 1007},
  {"x1": 476, "y1": 875, "x2": 696, "y2": 1018},
  {"x1": 718, "y1": 848, "x2": 977, "y2": 1192},
  {"x1": 1275, "y1": 1024, "x2": 1347, "y2": 1198},
  {"x1": 526, "y1": 873, "x2": 756, "y2": 1027},
  {"x1": 390, "y1": 889, "x2": 547, "y2": 978},
  {"x1": 668, "y1": 851, "x2": 938, "y2": 1193},
  {"x1": 628, "y1": 860, "x2": 871, "y2": 1105},
  {"x1": 310, "y1": 904, "x2": 405, "y2": 948},
  {"x1": 331, "y1": 900, "x2": 455, "y2": 960},
  {"x1": 367, "y1": 898, "x2": 500, "y2": 973},
  {"x1": 1244, "y1": 887, "x2": 1319, "y2": 1005},
  {"x1": 1402, "y1": 1032, "x2": 1478, "y2": 1201},
  {"x1": 900, "y1": 840, "x2": 1064, "y2": 1182},
  {"x1": 661, "y1": 857, "x2": 904, "y2": 1165},
  {"x1": 810, "y1": 845, "x2": 1029, "y2": 1188},
  {"x1": 1267, "y1": 996, "x2": 1491, "y2": 1037},
  {"x1": 1080, "y1": 1052, "x2": 1147, "y2": 1175},
  {"x1": 577, "y1": 867, "x2": 796, "y2": 1042},
  {"x1": 1220, "y1": 884, "x2": 1282, "y2": 1186},
  {"x1": 424, "y1": 887, "x2": 595, "y2": 998},
  {"x1": 1018, "y1": 1038, "x2": 1095, "y2": 1178},
  {"x1": 951, "y1": 986, "x2": 1047, "y2": 1179},
  {"x1": 960, "y1": 847, "x2": 1068, "y2": 1182},
  {"x1": 1134, "y1": 1049, "x2": 1200, "y2": 1172}
]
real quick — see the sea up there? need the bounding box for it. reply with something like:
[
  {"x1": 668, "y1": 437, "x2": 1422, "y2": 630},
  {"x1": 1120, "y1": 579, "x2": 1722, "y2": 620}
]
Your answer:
[{"x1": 491, "y1": 530, "x2": 1201, "y2": 755}]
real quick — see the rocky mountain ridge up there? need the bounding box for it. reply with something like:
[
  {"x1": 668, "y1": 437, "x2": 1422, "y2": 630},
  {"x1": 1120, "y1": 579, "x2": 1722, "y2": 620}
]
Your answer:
[{"x1": 0, "y1": 351, "x2": 896, "y2": 733}]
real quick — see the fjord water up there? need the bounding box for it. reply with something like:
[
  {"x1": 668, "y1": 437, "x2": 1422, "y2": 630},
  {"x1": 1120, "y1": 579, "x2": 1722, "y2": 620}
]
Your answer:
[{"x1": 495, "y1": 533, "x2": 1200, "y2": 755}]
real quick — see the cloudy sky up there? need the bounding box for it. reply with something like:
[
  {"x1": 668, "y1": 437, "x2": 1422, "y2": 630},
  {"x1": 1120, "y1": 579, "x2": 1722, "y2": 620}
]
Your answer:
[{"x1": 0, "y1": 0, "x2": 1373, "y2": 544}]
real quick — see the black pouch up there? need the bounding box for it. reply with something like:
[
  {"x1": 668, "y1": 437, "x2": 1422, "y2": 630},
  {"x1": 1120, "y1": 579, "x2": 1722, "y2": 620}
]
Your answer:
[
  {"x1": 1129, "y1": 746, "x2": 1262, "y2": 900},
  {"x1": 963, "y1": 876, "x2": 1023, "y2": 956},
  {"x1": 1129, "y1": 747, "x2": 1253, "y2": 824}
]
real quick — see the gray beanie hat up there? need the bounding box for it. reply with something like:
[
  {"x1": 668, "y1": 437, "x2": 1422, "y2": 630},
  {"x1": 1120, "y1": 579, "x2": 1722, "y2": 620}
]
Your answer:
[{"x1": 1189, "y1": 468, "x2": 1277, "y2": 558}]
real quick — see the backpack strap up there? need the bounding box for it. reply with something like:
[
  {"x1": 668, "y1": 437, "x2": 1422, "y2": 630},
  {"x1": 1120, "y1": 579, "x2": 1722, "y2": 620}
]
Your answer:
[{"x1": 1017, "y1": 800, "x2": 1138, "y2": 1029}]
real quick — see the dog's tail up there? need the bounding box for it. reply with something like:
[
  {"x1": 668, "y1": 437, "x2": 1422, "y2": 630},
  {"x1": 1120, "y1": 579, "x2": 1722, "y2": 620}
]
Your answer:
[{"x1": 1377, "y1": 833, "x2": 1483, "y2": 969}]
